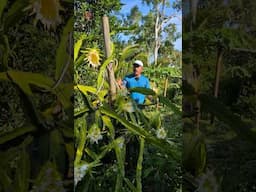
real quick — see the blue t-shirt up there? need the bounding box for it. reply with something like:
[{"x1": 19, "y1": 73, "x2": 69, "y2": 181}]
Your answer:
[{"x1": 123, "y1": 74, "x2": 150, "y2": 104}]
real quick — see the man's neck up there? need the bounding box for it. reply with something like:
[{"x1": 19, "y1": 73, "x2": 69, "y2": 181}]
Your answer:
[{"x1": 134, "y1": 74, "x2": 141, "y2": 78}]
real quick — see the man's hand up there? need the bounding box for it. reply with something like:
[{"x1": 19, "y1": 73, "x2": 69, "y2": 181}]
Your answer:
[
  {"x1": 117, "y1": 78, "x2": 122, "y2": 86},
  {"x1": 117, "y1": 78, "x2": 124, "y2": 89}
]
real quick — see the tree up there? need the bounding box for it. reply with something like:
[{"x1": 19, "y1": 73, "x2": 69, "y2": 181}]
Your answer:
[{"x1": 121, "y1": 0, "x2": 181, "y2": 66}]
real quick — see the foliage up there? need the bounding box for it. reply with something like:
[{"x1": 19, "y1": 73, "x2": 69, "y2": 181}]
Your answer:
[
  {"x1": 74, "y1": 1, "x2": 182, "y2": 189},
  {"x1": 183, "y1": 0, "x2": 256, "y2": 191},
  {"x1": 0, "y1": 0, "x2": 73, "y2": 191}
]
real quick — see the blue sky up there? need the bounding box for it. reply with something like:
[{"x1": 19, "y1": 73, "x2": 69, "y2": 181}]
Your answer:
[{"x1": 117, "y1": 0, "x2": 182, "y2": 51}]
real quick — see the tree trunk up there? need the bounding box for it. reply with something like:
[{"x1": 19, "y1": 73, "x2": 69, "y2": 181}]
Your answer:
[
  {"x1": 102, "y1": 15, "x2": 116, "y2": 105},
  {"x1": 154, "y1": 5, "x2": 160, "y2": 67}
]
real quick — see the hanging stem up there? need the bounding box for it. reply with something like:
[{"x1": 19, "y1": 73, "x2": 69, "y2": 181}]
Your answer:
[
  {"x1": 114, "y1": 139, "x2": 125, "y2": 192},
  {"x1": 136, "y1": 137, "x2": 145, "y2": 192}
]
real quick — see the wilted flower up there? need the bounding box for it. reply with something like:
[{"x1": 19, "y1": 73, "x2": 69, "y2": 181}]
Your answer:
[
  {"x1": 87, "y1": 124, "x2": 103, "y2": 144},
  {"x1": 196, "y1": 169, "x2": 219, "y2": 192},
  {"x1": 74, "y1": 163, "x2": 88, "y2": 186},
  {"x1": 24, "y1": 0, "x2": 63, "y2": 30},
  {"x1": 123, "y1": 101, "x2": 135, "y2": 113},
  {"x1": 116, "y1": 137, "x2": 125, "y2": 149},
  {"x1": 156, "y1": 127, "x2": 167, "y2": 139},
  {"x1": 30, "y1": 162, "x2": 65, "y2": 192},
  {"x1": 151, "y1": 82, "x2": 159, "y2": 94}
]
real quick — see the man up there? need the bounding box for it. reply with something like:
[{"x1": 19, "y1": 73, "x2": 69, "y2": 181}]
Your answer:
[{"x1": 117, "y1": 60, "x2": 150, "y2": 105}]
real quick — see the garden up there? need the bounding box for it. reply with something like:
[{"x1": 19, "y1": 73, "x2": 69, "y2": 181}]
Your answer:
[{"x1": 74, "y1": 0, "x2": 182, "y2": 191}]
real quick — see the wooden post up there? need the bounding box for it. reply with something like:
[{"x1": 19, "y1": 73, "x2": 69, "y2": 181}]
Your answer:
[
  {"x1": 214, "y1": 49, "x2": 223, "y2": 98},
  {"x1": 211, "y1": 48, "x2": 224, "y2": 124},
  {"x1": 102, "y1": 15, "x2": 116, "y2": 104},
  {"x1": 102, "y1": 15, "x2": 111, "y2": 57},
  {"x1": 163, "y1": 76, "x2": 168, "y2": 97}
]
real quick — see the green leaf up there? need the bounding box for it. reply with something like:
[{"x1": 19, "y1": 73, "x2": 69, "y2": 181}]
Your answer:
[
  {"x1": 74, "y1": 36, "x2": 85, "y2": 62},
  {"x1": 60, "y1": 124, "x2": 73, "y2": 138},
  {"x1": 75, "y1": 84, "x2": 97, "y2": 95},
  {"x1": 124, "y1": 178, "x2": 137, "y2": 192},
  {"x1": 56, "y1": 83, "x2": 73, "y2": 108},
  {"x1": 100, "y1": 106, "x2": 149, "y2": 137},
  {"x1": 4, "y1": 0, "x2": 29, "y2": 30},
  {"x1": 2, "y1": 35, "x2": 10, "y2": 70},
  {"x1": 55, "y1": 17, "x2": 73, "y2": 80},
  {"x1": 49, "y1": 129, "x2": 64, "y2": 160},
  {"x1": 75, "y1": 114, "x2": 87, "y2": 164},
  {"x1": 0, "y1": 0, "x2": 7, "y2": 18},
  {"x1": 0, "y1": 71, "x2": 8, "y2": 80},
  {"x1": 65, "y1": 143, "x2": 74, "y2": 164},
  {"x1": 0, "y1": 169, "x2": 12, "y2": 191},
  {"x1": 199, "y1": 93, "x2": 256, "y2": 142},
  {"x1": 65, "y1": 142, "x2": 74, "y2": 178},
  {"x1": 129, "y1": 87, "x2": 156, "y2": 96},
  {"x1": 1, "y1": 71, "x2": 72, "y2": 109},
  {"x1": 74, "y1": 107, "x2": 90, "y2": 117},
  {"x1": 97, "y1": 55, "x2": 114, "y2": 90},
  {"x1": 85, "y1": 148, "x2": 98, "y2": 160},
  {"x1": 0, "y1": 124, "x2": 36, "y2": 145},
  {"x1": 101, "y1": 115, "x2": 115, "y2": 139},
  {"x1": 120, "y1": 44, "x2": 140, "y2": 61},
  {"x1": 6, "y1": 70, "x2": 54, "y2": 95},
  {"x1": 143, "y1": 167, "x2": 154, "y2": 178},
  {"x1": 74, "y1": 54, "x2": 86, "y2": 67},
  {"x1": 14, "y1": 146, "x2": 30, "y2": 192},
  {"x1": 100, "y1": 106, "x2": 179, "y2": 160},
  {"x1": 158, "y1": 95, "x2": 181, "y2": 115}
]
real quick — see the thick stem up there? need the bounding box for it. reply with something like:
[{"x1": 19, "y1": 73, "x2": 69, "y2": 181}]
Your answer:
[
  {"x1": 195, "y1": 96, "x2": 201, "y2": 130},
  {"x1": 136, "y1": 137, "x2": 145, "y2": 192}
]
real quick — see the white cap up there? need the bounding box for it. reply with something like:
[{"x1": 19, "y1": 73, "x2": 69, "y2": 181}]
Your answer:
[{"x1": 133, "y1": 60, "x2": 143, "y2": 67}]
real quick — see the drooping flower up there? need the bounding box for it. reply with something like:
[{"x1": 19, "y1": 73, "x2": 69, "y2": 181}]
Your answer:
[
  {"x1": 30, "y1": 162, "x2": 65, "y2": 192},
  {"x1": 87, "y1": 124, "x2": 103, "y2": 144},
  {"x1": 24, "y1": 0, "x2": 63, "y2": 30},
  {"x1": 83, "y1": 48, "x2": 101, "y2": 68},
  {"x1": 196, "y1": 169, "x2": 219, "y2": 192},
  {"x1": 116, "y1": 137, "x2": 125, "y2": 149},
  {"x1": 115, "y1": 95, "x2": 136, "y2": 113},
  {"x1": 74, "y1": 163, "x2": 88, "y2": 186},
  {"x1": 151, "y1": 82, "x2": 159, "y2": 94},
  {"x1": 156, "y1": 127, "x2": 167, "y2": 139}
]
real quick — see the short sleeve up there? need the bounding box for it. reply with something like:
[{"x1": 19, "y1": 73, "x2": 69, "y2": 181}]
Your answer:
[{"x1": 122, "y1": 77, "x2": 128, "y2": 88}]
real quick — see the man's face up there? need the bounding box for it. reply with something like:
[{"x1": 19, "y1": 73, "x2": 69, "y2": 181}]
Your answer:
[{"x1": 133, "y1": 64, "x2": 143, "y2": 77}]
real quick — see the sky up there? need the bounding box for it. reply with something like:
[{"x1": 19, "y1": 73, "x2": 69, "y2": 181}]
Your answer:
[{"x1": 117, "y1": 0, "x2": 182, "y2": 51}]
